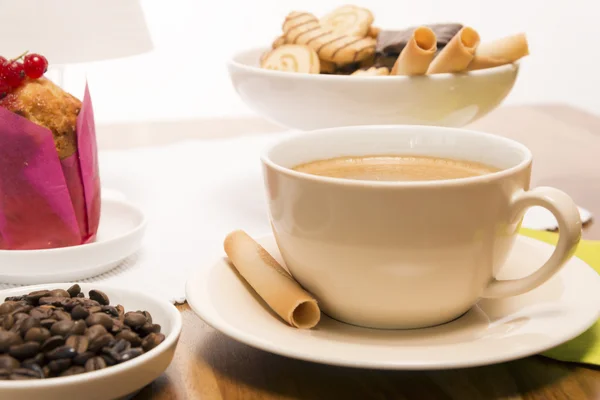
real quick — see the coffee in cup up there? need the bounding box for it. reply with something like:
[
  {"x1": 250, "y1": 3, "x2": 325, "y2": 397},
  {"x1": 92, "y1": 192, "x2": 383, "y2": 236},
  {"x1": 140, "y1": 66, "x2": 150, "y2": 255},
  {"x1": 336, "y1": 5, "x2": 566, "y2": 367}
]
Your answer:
[
  {"x1": 292, "y1": 155, "x2": 499, "y2": 181},
  {"x1": 261, "y1": 126, "x2": 581, "y2": 329}
]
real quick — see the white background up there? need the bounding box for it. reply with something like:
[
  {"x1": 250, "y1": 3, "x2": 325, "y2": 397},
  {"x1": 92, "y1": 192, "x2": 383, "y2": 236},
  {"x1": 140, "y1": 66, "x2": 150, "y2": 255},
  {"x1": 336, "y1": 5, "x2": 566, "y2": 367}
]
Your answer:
[{"x1": 3, "y1": 0, "x2": 599, "y2": 125}]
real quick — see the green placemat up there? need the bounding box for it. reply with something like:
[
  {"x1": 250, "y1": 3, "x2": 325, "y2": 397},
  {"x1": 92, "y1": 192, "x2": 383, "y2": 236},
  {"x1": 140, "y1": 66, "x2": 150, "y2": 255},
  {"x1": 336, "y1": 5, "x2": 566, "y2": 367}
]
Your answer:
[{"x1": 519, "y1": 228, "x2": 600, "y2": 366}]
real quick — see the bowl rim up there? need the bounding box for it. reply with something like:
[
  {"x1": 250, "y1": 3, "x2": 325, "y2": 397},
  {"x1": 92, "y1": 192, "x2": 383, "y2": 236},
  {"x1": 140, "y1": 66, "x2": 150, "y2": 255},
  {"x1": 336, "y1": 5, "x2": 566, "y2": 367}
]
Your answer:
[
  {"x1": 228, "y1": 46, "x2": 521, "y2": 81},
  {"x1": 0, "y1": 283, "x2": 182, "y2": 390}
]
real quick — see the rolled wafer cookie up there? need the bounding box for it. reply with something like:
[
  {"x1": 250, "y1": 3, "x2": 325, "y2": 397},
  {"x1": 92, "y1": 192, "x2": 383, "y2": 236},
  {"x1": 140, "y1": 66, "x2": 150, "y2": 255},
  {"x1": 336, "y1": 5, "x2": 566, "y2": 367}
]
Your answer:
[
  {"x1": 320, "y1": 5, "x2": 374, "y2": 37},
  {"x1": 467, "y1": 33, "x2": 529, "y2": 71},
  {"x1": 392, "y1": 26, "x2": 437, "y2": 75},
  {"x1": 224, "y1": 230, "x2": 321, "y2": 329},
  {"x1": 427, "y1": 26, "x2": 480, "y2": 74},
  {"x1": 261, "y1": 44, "x2": 321, "y2": 74},
  {"x1": 352, "y1": 66, "x2": 389, "y2": 76},
  {"x1": 283, "y1": 11, "x2": 376, "y2": 65}
]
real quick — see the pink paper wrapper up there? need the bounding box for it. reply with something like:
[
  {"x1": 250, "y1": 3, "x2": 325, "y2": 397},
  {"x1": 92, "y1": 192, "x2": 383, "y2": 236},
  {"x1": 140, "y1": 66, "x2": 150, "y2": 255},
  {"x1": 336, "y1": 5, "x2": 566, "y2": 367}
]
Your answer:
[{"x1": 0, "y1": 84, "x2": 101, "y2": 250}]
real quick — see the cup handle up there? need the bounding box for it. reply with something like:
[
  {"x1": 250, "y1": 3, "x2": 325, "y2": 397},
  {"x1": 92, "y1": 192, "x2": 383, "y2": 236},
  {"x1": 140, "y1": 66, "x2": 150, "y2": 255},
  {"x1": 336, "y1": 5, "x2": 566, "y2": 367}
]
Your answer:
[{"x1": 481, "y1": 187, "x2": 582, "y2": 298}]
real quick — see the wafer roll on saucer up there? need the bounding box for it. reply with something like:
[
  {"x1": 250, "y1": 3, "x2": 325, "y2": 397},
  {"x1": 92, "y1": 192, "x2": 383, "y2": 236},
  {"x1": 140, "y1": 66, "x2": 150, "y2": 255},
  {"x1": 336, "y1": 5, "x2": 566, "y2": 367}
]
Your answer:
[
  {"x1": 467, "y1": 33, "x2": 529, "y2": 71},
  {"x1": 224, "y1": 230, "x2": 321, "y2": 329},
  {"x1": 427, "y1": 26, "x2": 480, "y2": 74},
  {"x1": 391, "y1": 26, "x2": 437, "y2": 75}
]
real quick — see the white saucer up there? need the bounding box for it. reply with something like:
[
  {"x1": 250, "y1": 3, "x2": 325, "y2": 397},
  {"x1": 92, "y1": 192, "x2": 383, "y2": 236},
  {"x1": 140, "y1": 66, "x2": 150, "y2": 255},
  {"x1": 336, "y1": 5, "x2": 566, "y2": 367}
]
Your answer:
[
  {"x1": 186, "y1": 234, "x2": 600, "y2": 370},
  {"x1": 0, "y1": 196, "x2": 146, "y2": 284}
]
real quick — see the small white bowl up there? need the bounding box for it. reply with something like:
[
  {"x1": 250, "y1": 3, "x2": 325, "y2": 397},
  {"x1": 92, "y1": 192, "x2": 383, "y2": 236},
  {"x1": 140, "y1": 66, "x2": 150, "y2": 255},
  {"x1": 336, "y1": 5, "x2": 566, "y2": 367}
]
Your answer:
[
  {"x1": 0, "y1": 283, "x2": 182, "y2": 400},
  {"x1": 228, "y1": 47, "x2": 520, "y2": 130}
]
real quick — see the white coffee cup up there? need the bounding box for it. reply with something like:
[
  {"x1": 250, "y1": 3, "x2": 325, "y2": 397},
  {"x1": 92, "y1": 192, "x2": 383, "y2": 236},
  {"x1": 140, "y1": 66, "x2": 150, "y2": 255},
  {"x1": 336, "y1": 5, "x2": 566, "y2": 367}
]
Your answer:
[{"x1": 261, "y1": 125, "x2": 582, "y2": 329}]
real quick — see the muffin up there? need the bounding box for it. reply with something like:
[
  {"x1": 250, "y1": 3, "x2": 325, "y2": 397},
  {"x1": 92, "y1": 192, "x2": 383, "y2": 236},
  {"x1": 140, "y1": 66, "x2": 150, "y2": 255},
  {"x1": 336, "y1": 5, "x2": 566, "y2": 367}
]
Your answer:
[
  {"x1": 0, "y1": 77, "x2": 81, "y2": 159},
  {"x1": 0, "y1": 52, "x2": 100, "y2": 250}
]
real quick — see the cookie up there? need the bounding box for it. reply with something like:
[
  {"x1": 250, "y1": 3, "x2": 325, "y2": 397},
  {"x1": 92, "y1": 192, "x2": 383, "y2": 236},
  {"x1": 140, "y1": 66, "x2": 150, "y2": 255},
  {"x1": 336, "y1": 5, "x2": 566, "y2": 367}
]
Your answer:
[
  {"x1": 320, "y1": 5, "x2": 374, "y2": 37},
  {"x1": 351, "y1": 66, "x2": 389, "y2": 76},
  {"x1": 283, "y1": 11, "x2": 376, "y2": 65},
  {"x1": 272, "y1": 35, "x2": 286, "y2": 49},
  {"x1": 367, "y1": 26, "x2": 381, "y2": 39},
  {"x1": 320, "y1": 59, "x2": 337, "y2": 74},
  {"x1": 260, "y1": 44, "x2": 320, "y2": 74}
]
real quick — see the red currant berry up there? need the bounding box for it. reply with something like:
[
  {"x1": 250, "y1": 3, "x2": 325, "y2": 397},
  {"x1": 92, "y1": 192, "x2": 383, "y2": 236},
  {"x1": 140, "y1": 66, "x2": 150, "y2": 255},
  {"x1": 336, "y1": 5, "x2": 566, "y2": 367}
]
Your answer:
[
  {"x1": 3, "y1": 61, "x2": 25, "y2": 88},
  {"x1": 24, "y1": 54, "x2": 48, "y2": 79}
]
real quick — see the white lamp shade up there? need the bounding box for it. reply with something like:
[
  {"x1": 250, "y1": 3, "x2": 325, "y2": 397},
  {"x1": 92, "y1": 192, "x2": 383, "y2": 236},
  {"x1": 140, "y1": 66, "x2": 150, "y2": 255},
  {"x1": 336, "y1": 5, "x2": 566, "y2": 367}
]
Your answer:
[{"x1": 0, "y1": 0, "x2": 153, "y2": 64}]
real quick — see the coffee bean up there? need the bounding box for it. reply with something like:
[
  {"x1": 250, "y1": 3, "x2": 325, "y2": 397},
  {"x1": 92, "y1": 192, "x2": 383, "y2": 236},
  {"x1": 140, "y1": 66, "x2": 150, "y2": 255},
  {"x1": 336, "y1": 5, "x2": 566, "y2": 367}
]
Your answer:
[
  {"x1": 120, "y1": 347, "x2": 144, "y2": 362},
  {"x1": 0, "y1": 368, "x2": 10, "y2": 379},
  {"x1": 72, "y1": 351, "x2": 95, "y2": 366},
  {"x1": 139, "y1": 323, "x2": 162, "y2": 336},
  {"x1": 100, "y1": 354, "x2": 118, "y2": 366},
  {"x1": 61, "y1": 365, "x2": 85, "y2": 376},
  {"x1": 29, "y1": 307, "x2": 52, "y2": 320},
  {"x1": 48, "y1": 359, "x2": 71, "y2": 374},
  {"x1": 116, "y1": 330, "x2": 142, "y2": 347},
  {"x1": 70, "y1": 320, "x2": 87, "y2": 336},
  {"x1": 124, "y1": 312, "x2": 146, "y2": 329},
  {"x1": 86, "y1": 325, "x2": 108, "y2": 342},
  {"x1": 40, "y1": 319, "x2": 56, "y2": 330},
  {"x1": 39, "y1": 297, "x2": 68, "y2": 307},
  {"x1": 67, "y1": 284, "x2": 81, "y2": 298},
  {"x1": 46, "y1": 345, "x2": 77, "y2": 360},
  {"x1": 76, "y1": 293, "x2": 85, "y2": 298},
  {"x1": 142, "y1": 311, "x2": 153, "y2": 324},
  {"x1": 101, "y1": 305, "x2": 119, "y2": 318},
  {"x1": 81, "y1": 299, "x2": 101, "y2": 308},
  {"x1": 48, "y1": 289, "x2": 70, "y2": 298},
  {"x1": 50, "y1": 320, "x2": 75, "y2": 337},
  {"x1": 0, "y1": 331, "x2": 23, "y2": 352},
  {"x1": 116, "y1": 305, "x2": 125, "y2": 321},
  {"x1": 84, "y1": 356, "x2": 106, "y2": 372},
  {"x1": 66, "y1": 335, "x2": 89, "y2": 354},
  {"x1": 40, "y1": 336, "x2": 65, "y2": 353},
  {"x1": 86, "y1": 313, "x2": 113, "y2": 330},
  {"x1": 53, "y1": 310, "x2": 72, "y2": 321},
  {"x1": 25, "y1": 290, "x2": 50, "y2": 305},
  {"x1": 12, "y1": 305, "x2": 33, "y2": 316},
  {"x1": 10, "y1": 367, "x2": 41, "y2": 380},
  {"x1": 21, "y1": 353, "x2": 45, "y2": 369},
  {"x1": 9, "y1": 342, "x2": 40, "y2": 360},
  {"x1": 21, "y1": 363, "x2": 44, "y2": 378},
  {"x1": 0, "y1": 301, "x2": 17, "y2": 315},
  {"x1": 111, "y1": 319, "x2": 125, "y2": 334},
  {"x1": 142, "y1": 333, "x2": 165, "y2": 352},
  {"x1": 2, "y1": 314, "x2": 14, "y2": 330},
  {"x1": 88, "y1": 306, "x2": 103, "y2": 314},
  {"x1": 111, "y1": 338, "x2": 130, "y2": 354},
  {"x1": 4, "y1": 295, "x2": 25, "y2": 302},
  {"x1": 24, "y1": 327, "x2": 51, "y2": 344},
  {"x1": 71, "y1": 305, "x2": 89, "y2": 320},
  {"x1": 88, "y1": 333, "x2": 114, "y2": 353},
  {"x1": 89, "y1": 290, "x2": 109, "y2": 306},
  {"x1": 0, "y1": 354, "x2": 20, "y2": 370},
  {"x1": 19, "y1": 316, "x2": 41, "y2": 336}
]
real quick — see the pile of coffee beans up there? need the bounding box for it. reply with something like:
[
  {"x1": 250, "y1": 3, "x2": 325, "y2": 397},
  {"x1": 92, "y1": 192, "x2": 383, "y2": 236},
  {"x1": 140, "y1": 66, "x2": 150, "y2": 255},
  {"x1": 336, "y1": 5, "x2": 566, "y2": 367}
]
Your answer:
[{"x1": 0, "y1": 285, "x2": 165, "y2": 380}]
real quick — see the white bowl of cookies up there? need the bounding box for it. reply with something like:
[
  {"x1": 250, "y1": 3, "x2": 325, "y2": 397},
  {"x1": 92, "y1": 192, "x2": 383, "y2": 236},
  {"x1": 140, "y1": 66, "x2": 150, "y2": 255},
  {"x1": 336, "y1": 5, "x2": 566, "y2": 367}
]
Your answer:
[{"x1": 228, "y1": 5, "x2": 529, "y2": 130}]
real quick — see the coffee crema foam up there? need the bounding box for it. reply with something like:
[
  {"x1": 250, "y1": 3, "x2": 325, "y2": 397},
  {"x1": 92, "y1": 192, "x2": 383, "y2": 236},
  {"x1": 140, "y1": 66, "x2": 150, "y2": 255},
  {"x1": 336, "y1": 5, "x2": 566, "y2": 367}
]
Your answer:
[{"x1": 292, "y1": 155, "x2": 499, "y2": 181}]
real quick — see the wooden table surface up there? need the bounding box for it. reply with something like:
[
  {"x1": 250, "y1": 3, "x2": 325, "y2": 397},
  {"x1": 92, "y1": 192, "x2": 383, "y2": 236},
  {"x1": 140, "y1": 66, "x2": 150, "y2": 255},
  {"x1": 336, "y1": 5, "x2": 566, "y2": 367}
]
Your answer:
[{"x1": 99, "y1": 105, "x2": 600, "y2": 400}]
